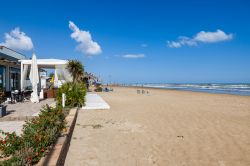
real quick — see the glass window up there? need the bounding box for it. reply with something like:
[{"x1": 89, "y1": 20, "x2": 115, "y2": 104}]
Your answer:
[
  {"x1": 0, "y1": 66, "x2": 6, "y2": 90},
  {"x1": 10, "y1": 67, "x2": 20, "y2": 90}
]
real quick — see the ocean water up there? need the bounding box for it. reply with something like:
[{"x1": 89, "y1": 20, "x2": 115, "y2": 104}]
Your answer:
[{"x1": 131, "y1": 83, "x2": 250, "y2": 96}]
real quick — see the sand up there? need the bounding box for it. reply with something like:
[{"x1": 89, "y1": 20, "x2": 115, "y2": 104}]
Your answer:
[{"x1": 65, "y1": 87, "x2": 250, "y2": 166}]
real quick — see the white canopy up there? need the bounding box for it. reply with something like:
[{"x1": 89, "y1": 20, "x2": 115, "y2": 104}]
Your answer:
[
  {"x1": 19, "y1": 58, "x2": 72, "y2": 91},
  {"x1": 19, "y1": 59, "x2": 68, "y2": 68}
]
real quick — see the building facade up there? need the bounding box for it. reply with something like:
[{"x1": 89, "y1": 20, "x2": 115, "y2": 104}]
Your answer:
[{"x1": 0, "y1": 46, "x2": 26, "y2": 92}]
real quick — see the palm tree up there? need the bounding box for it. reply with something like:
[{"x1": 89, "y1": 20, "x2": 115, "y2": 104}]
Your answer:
[{"x1": 66, "y1": 60, "x2": 84, "y2": 83}]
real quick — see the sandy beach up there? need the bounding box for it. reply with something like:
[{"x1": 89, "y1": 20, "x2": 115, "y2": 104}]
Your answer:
[{"x1": 65, "y1": 86, "x2": 250, "y2": 166}]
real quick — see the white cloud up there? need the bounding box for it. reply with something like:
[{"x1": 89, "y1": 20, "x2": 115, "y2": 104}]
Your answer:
[
  {"x1": 69, "y1": 21, "x2": 102, "y2": 56},
  {"x1": 167, "y1": 41, "x2": 182, "y2": 48},
  {"x1": 122, "y1": 54, "x2": 145, "y2": 59},
  {"x1": 0, "y1": 27, "x2": 33, "y2": 50},
  {"x1": 194, "y1": 30, "x2": 233, "y2": 43},
  {"x1": 167, "y1": 29, "x2": 233, "y2": 48}
]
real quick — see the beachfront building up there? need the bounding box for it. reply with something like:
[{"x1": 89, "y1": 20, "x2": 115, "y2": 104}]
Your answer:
[
  {"x1": 1, "y1": 46, "x2": 92, "y2": 99},
  {"x1": 0, "y1": 46, "x2": 26, "y2": 92},
  {"x1": 0, "y1": 46, "x2": 70, "y2": 93}
]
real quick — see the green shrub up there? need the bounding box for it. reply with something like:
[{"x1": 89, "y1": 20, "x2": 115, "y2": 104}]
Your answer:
[
  {"x1": 0, "y1": 80, "x2": 86, "y2": 165},
  {"x1": 56, "y1": 82, "x2": 86, "y2": 107},
  {"x1": 0, "y1": 156, "x2": 22, "y2": 166},
  {"x1": 0, "y1": 88, "x2": 6, "y2": 104},
  {"x1": 0, "y1": 131, "x2": 22, "y2": 157},
  {"x1": 0, "y1": 105, "x2": 67, "y2": 165},
  {"x1": 94, "y1": 83, "x2": 102, "y2": 92}
]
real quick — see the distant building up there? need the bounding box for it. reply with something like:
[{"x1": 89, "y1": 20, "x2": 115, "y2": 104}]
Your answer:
[
  {"x1": 0, "y1": 46, "x2": 26, "y2": 91},
  {"x1": 83, "y1": 72, "x2": 99, "y2": 85}
]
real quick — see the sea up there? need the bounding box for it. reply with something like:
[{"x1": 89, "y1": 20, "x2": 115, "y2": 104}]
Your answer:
[{"x1": 130, "y1": 83, "x2": 250, "y2": 96}]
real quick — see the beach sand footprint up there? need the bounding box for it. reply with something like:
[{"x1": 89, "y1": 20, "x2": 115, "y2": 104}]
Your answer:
[
  {"x1": 80, "y1": 118, "x2": 145, "y2": 133},
  {"x1": 105, "y1": 120, "x2": 145, "y2": 133}
]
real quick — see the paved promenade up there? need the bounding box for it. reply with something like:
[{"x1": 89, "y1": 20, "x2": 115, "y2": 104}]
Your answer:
[
  {"x1": 1, "y1": 98, "x2": 55, "y2": 121},
  {"x1": 0, "y1": 99, "x2": 56, "y2": 138},
  {"x1": 0, "y1": 121, "x2": 25, "y2": 137}
]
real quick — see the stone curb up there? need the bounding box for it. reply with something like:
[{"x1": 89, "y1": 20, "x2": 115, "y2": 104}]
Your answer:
[{"x1": 36, "y1": 107, "x2": 79, "y2": 166}]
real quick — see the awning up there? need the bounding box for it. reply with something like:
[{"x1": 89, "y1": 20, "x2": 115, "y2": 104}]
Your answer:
[{"x1": 19, "y1": 59, "x2": 68, "y2": 68}]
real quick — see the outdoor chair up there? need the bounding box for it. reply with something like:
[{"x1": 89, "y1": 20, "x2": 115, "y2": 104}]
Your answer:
[
  {"x1": 23, "y1": 90, "x2": 32, "y2": 101},
  {"x1": 10, "y1": 90, "x2": 25, "y2": 103}
]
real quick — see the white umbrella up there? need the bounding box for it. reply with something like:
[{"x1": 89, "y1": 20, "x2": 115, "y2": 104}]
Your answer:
[
  {"x1": 29, "y1": 53, "x2": 39, "y2": 103},
  {"x1": 54, "y1": 68, "x2": 58, "y2": 88}
]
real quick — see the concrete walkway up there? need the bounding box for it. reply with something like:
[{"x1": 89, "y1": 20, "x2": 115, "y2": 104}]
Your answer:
[
  {"x1": 0, "y1": 121, "x2": 25, "y2": 137},
  {"x1": 1, "y1": 98, "x2": 55, "y2": 121},
  {"x1": 0, "y1": 99, "x2": 56, "y2": 138},
  {"x1": 82, "y1": 93, "x2": 110, "y2": 110}
]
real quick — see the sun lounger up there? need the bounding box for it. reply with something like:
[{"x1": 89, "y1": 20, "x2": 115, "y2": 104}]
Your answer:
[{"x1": 103, "y1": 87, "x2": 114, "y2": 92}]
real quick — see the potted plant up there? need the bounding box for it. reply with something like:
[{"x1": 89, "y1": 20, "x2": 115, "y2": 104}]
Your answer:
[{"x1": 0, "y1": 88, "x2": 7, "y2": 117}]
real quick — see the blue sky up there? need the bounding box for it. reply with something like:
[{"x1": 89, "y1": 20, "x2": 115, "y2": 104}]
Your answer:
[{"x1": 0, "y1": 0, "x2": 250, "y2": 83}]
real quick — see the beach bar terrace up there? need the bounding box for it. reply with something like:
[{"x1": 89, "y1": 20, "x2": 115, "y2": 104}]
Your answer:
[{"x1": 19, "y1": 58, "x2": 72, "y2": 100}]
